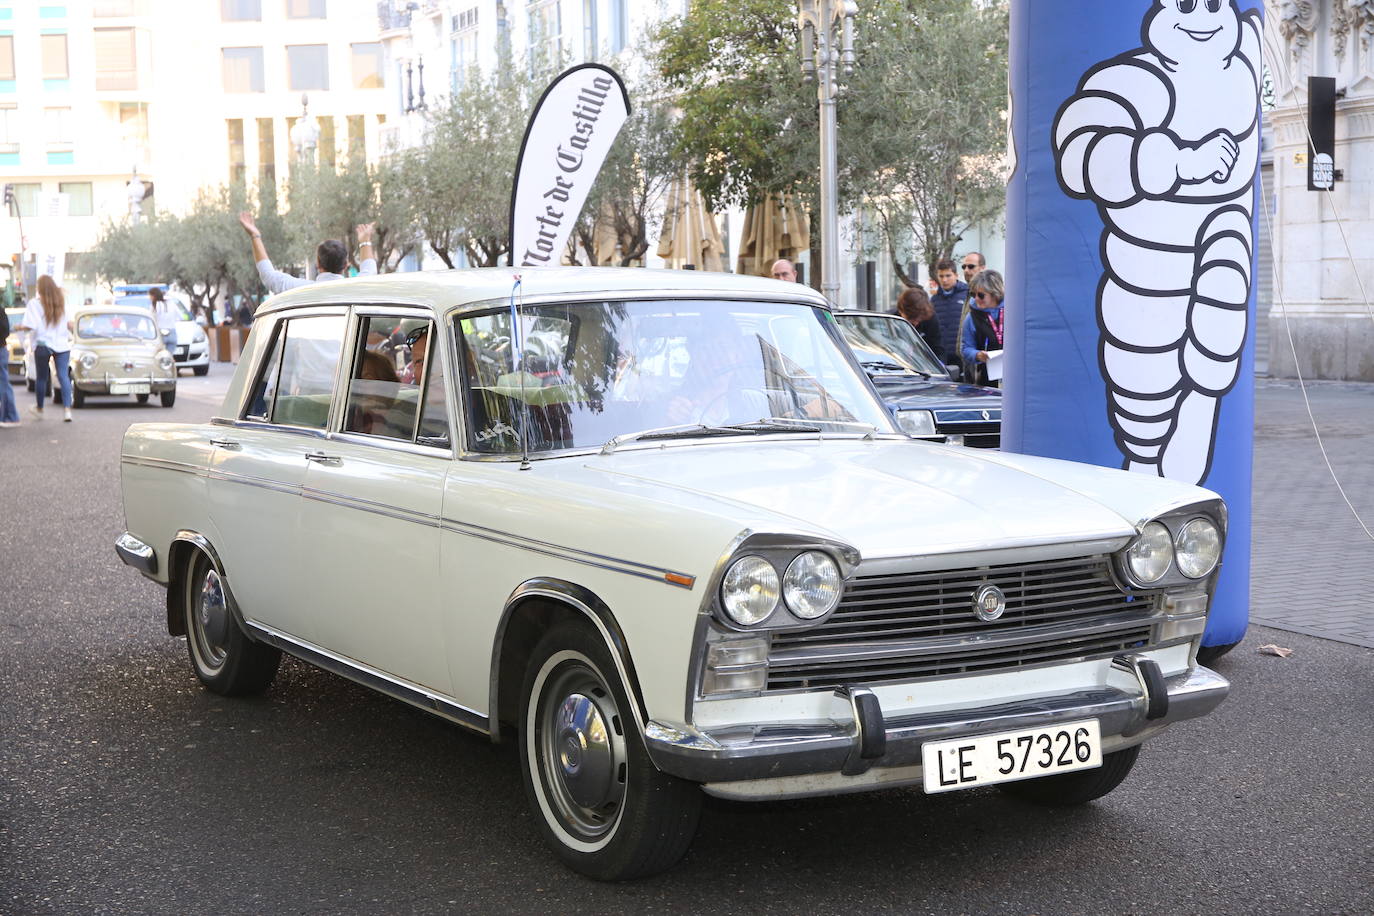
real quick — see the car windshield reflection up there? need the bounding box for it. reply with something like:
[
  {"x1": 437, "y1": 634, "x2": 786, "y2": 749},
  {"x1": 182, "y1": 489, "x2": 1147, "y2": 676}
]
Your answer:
[
  {"x1": 77, "y1": 313, "x2": 159, "y2": 340},
  {"x1": 456, "y1": 299, "x2": 895, "y2": 454},
  {"x1": 835, "y1": 313, "x2": 949, "y2": 378}
]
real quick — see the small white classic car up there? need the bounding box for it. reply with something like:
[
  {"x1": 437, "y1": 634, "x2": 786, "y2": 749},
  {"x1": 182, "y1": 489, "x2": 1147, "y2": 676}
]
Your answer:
[
  {"x1": 71, "y1": 306, "x2": 177, "y2": 407},
  {"x1": 117, "y1": 268, "x2": 1229, "y2": 880}
]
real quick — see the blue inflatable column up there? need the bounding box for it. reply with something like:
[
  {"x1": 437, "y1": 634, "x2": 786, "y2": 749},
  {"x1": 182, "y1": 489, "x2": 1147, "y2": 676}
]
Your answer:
[{"x1": 1005, "y1": 0, "x2": 1265, "y2": 651}]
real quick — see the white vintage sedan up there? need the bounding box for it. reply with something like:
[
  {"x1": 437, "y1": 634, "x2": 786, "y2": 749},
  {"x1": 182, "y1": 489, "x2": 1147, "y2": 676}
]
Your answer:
[{"x1": 117, "y1": 268, "x2": 1230, "y2": 880}]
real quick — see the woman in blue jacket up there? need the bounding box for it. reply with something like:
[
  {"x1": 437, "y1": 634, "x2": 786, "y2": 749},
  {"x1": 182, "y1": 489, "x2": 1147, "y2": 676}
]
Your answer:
[{"x1": 960, "y1": 269, "x2": 1005, "y2": 388}]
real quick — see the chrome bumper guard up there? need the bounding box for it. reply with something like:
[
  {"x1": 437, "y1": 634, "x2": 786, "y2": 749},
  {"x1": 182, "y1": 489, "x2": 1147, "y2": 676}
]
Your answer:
[
  {"x1": 645, "y1": 662, "x2": 1229, "y2": 784},
  {"x1": 77, "y1": 375, "x2": 175, "y2": 393},
  {"x1": 115, "y1": 532, "x2": 158, "y2": 576}
]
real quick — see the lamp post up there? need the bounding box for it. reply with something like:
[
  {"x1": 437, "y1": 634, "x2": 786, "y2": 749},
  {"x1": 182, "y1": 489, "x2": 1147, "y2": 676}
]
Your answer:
[
  {"x1": 125, "y1": 169, "x2": 146, "y2": 225},
  {"x1": 290, "y1": 92, "x2": 320, "y2": 164},
  {"x1": 797, "y1": 0, "x2": 856, "y2": 305}
]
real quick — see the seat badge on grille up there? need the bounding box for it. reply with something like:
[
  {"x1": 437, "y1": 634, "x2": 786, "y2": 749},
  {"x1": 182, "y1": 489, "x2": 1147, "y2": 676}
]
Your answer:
[{"x1": 973, "y1": 584, "x2": 1006, "y2": 622}]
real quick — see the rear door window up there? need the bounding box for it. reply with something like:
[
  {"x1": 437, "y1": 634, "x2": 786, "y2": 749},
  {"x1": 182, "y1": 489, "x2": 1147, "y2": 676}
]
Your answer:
[{"x1": 243, "y1": 314, "x2": 345, "y2": 428}]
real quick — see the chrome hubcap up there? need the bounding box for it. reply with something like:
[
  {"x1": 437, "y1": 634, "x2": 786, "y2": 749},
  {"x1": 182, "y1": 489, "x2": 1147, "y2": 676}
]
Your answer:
[
  {"x1": 195, "y1": 568, "x2": 229, "y2": 668},
  {"x1": 539, "y1": 664, "x2": 627, "y2": 839}
]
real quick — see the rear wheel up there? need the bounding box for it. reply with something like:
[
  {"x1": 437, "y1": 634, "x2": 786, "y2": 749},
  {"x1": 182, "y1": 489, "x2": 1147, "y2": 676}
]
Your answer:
[
  {"x1": 160, "y1": 388, "x2": 176, "y2": 408},
  {"x1": 183, "y1": 549, "x2": 280, "y2": 696},
  {"x1": 519, "y1": 622, "x2": 702, "y2": 881},
  {"x1": 997, "y1": 744, "x2": 1141, "y2": 806}
]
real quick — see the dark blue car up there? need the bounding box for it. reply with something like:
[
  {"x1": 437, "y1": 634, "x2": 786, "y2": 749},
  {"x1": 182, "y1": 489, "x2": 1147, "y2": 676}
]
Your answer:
[{"x1": 834, "y1": 310, "x2": 1002, "y2": 448}]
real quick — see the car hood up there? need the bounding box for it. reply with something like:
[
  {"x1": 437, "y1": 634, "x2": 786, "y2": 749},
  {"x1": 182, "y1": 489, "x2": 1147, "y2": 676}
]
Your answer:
[
  {"x1": 867, "y1": 375, "x2": 1002, "y2": 412},
  {"x1": 542, "y1": 438, "x2": 1212, "y2": 561}
]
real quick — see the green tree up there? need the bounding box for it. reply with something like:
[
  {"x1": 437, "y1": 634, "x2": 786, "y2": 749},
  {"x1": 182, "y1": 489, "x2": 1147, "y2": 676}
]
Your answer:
[{"x1": 655, "y1": 0, "x2": 1010, "y2": 286}]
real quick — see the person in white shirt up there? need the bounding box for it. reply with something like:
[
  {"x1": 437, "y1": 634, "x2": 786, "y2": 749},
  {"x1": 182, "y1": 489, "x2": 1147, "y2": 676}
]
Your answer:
[
  {"x1": 14, "y1": 274, "x2": 74, "y2": 421},
  {"x1": 238, "y1": 212, "x2": 378, "y2": 299}
]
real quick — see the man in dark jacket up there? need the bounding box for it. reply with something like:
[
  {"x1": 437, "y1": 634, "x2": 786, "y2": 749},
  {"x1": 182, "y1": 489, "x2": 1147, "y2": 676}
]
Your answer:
[
  {"x1": 929, "y1": 258, "x2": 969, "y2": 373},
  {"x1": 0, "y1": 305, "x2": 19, "y2": 426}
]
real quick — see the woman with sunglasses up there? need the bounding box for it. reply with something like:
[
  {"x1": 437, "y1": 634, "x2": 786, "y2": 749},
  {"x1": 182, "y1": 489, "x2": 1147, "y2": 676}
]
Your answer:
[{"x1": 959, "y1": 269, "x2": 1005, "y2": 388}]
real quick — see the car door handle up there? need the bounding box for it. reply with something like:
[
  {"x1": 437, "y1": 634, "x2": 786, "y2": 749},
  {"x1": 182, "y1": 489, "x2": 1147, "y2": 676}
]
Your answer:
[
  {"x1": 209, "y1": 438, "x2": 241, "y2": 451},
  {"x1": 304, "y1": 451, "x2": 342, "y2": 466}
]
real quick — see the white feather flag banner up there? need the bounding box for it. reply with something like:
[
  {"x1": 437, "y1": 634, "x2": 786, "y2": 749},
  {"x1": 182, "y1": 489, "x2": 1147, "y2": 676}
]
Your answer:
[{"x1": 508, "y1": 64, "x2": 631, "y2": 267}]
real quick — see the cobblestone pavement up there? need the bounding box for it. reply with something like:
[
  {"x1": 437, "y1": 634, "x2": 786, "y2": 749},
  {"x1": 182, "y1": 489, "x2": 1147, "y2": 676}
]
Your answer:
[{"x1": 1251, "y1": 377, "x2": 1374, "y2": 648}]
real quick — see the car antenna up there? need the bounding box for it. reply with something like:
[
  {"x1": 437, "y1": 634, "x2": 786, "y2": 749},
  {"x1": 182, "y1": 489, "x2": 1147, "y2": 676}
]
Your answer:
[{"x1": 509, "y1": 274, "x2": 531, "y2": 470}]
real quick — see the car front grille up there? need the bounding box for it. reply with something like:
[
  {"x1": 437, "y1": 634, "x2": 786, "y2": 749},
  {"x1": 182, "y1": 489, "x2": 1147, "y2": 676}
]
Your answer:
[{"x1": 766, "y1": 554, "x2": 1156, "y2": 690}]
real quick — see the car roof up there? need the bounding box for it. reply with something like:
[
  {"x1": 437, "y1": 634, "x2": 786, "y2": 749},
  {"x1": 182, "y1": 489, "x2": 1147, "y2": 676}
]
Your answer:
[
  {"x1": 257, "y1": 266, "x2": 830, "y2": 316},
  {"x1": 75, "y1": 306, "x2": 160, "y2": 317}
]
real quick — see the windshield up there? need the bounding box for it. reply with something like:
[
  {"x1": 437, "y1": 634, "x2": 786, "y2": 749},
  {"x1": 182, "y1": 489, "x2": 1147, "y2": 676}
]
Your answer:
[
  {"x1": 455, "y1": 298, "x2": 894, "y2": 453},
  {"x1": 835, "y1": 313, "x2": 949, "y2": 378},
  {"x1": 77, "y1": 312, "x2": 158, "y2": 340},
  {"x1": 115, "y1": 294, "x2": 192, "y2": 321}
]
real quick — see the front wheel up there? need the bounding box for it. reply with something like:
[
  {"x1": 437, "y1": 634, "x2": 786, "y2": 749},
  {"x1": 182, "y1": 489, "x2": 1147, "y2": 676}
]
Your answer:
[
  {"x1": 135, "y1": 393, "x2": 149, "y2": 405},
  {"x1": 73, "y1": 388, "x2": 86, "y2": 407},
  {"x1": 183, "y1": 549, "x2": 280, "y2": 696},
  {"x1": 997, "y1": 744, "x2": 1141, "y2": 806},
  {"x1": 519, "y1": 622, "x2": 702, "y2": 881},
  {"x1": 160, "y1": 388, "x2": 176, "y2": 408}
]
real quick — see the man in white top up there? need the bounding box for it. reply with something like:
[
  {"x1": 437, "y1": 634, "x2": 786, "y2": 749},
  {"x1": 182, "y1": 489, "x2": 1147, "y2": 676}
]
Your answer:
[{"x1": 238, "y1": 212, "x2": 378, "y2": 298}]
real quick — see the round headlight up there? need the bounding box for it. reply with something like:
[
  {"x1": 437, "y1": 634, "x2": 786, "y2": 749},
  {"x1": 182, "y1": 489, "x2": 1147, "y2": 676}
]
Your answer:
[
  {"x1": 896, "y1": 409, "x2": 936, "y2": 437},
  {"x1": 720, "y1": 556, "x2": 780, "y2": 626},
  {"x1": 1175, "y1": 518, "x2": 1221, "y2": 578},
  {"x1": 783, "y1": 551, "x2": 842, "y2": 619},
  {"x1": 1127, "y1": 522, "x2": 1173, "y2": 584},
  {"x1": 78, "y1": 352, "x2": 98, "y2": 370},
  {"x1": 157, "y1": 353, "x2": 174, "y2": 370}
]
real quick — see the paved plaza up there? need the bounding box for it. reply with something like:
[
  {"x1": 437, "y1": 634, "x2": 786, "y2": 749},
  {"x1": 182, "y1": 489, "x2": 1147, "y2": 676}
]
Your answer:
[{"x1": 1250, "y1": 378, "x2": 1374, "y2": 649}]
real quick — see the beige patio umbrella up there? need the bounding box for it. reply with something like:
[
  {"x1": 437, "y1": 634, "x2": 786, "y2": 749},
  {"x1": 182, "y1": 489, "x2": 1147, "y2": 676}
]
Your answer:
[
  {"x1": 656, "y1": 172, "x2": 725, "y2": 271},
  {"x1": 735, "y1": 192, "x2": 811, "y2": 277}
]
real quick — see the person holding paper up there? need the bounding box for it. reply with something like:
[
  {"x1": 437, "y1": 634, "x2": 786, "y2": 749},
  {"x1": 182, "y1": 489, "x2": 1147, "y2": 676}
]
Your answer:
[{"x1": 960, "y1": 268, "x2": 1005, "y2": 388}]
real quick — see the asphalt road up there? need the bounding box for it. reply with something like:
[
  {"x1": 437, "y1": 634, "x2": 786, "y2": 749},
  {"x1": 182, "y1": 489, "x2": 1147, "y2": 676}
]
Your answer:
[{"x1": 2, "y1": 365, "x2": 1372, "y2": 915}]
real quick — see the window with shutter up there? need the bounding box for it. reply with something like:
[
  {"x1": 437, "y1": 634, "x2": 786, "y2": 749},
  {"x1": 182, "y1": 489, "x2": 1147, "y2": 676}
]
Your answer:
[{"x1": 94, "y1": 28, "x2": 137, "y2": 90}]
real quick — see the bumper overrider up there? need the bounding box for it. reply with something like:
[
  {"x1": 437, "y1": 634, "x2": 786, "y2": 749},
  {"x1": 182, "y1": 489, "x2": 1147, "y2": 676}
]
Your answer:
[{"x1": 644, "y1": 660, "x2": 1229, "y2": 800}]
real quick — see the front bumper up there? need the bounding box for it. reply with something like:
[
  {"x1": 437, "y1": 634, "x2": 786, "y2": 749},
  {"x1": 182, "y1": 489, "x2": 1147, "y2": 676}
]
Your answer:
[
  {"x1": 75, "y1": 375, "x2": 176, "y2": 394},
  {"x1": 645, "y1": 663, "x2": 1228, "y2": 798},
  {"x1": 173, "y1": 344, "x2": 210, "y2": 367},
  {"x1": 115, "y1": 532, "x2": 157, "y2": 576}
]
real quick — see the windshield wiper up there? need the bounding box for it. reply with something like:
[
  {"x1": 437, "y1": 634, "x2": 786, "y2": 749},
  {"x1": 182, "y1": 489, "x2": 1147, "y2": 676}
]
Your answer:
[
  {"x1": 860, "y1": 359, "x2": 930, "y2": 379},
  {"x1": 600, "y1": 424, "x2": 745, "y2": 454},
  {"x1": 725, "y1": 419, "x2": 821, "y2": 433}
]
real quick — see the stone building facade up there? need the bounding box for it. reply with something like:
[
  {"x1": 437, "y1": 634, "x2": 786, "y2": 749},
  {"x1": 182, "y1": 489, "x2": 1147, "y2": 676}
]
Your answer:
[{"x1": 1266, "y1": 0, "x2": 1374, "y2": 380}]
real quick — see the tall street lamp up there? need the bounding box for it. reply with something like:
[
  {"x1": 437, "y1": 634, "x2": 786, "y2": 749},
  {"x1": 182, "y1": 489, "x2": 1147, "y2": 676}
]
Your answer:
[
  {"x1": 290, "y1": 93, "x2": 320, "y2": 164},
  {"x1": 797, "y1": 0, "x2": 856, "y2": 305}
]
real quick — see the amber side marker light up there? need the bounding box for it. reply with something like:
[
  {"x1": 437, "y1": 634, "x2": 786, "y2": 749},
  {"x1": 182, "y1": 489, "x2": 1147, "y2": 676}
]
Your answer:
[{"x1": 664, "y1": 572, "x2": 696, "y2": 588}]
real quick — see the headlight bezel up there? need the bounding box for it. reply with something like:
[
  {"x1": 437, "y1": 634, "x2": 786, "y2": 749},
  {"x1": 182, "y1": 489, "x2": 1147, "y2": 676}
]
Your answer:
[
  {"x1": 895, "y1": 408, "x2": 938, "y2": 438},
  {"x1": 711, "y1": 535, "x2": 858, "y2": 632},
  {"x1": 1115, "y1": 500, "x2": 1227, "y2": 591}
]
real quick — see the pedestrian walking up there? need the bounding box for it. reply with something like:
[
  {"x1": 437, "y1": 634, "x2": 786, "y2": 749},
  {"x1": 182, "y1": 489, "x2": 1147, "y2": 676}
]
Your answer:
[
  {"x1": 15, "y1": 274, "x2": 74, "y2": 421},
  {"x1": 0, "y1": 305, "x2": 20, "y2": 427},
  {"x1": 960, "y1": 269, "x2": 1006, "y2": 388},
  {"x1": 149, "y1": 286, "x2": 178, "y2": 353},
  {"x1": 239, "y1": 212, "x2": 378, "y2": 295}
]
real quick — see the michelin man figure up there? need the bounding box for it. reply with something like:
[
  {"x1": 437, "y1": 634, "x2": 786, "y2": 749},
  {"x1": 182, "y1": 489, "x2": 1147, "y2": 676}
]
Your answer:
[{"x1": 1053, "y1": 0, "x2": 1262, "y2": 485}]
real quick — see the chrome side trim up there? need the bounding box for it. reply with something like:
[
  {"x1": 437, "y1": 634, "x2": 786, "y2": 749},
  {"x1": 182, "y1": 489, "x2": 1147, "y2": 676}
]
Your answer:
[
  {"x1": 120, "y1": 455, "x2": 205, "y2": 477},
  {"x1": 245, "y1": 620, "x2": 491, "y2": 735},
  {"x1": 301, "y1": 487, "x2": 443, "y2": 529},
  {"x1": 438, "y1": 516, "x2": 696, "y2": 588},
  {"x1": 204, "y1": 467, "x2": 301, "y2": 497}
]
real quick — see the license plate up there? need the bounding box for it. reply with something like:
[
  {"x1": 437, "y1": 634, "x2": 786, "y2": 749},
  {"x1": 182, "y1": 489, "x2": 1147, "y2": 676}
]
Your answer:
[
  {"x1": 111, "y1": 382, "x2": 150, "y2": 395},
  {"x1": 921, "y1": 719, "x2": 1102, "y2": 793}
]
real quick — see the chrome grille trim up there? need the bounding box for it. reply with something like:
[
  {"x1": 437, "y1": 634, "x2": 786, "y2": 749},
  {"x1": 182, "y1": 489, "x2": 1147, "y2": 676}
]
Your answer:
[{"x1": 767, "y1": 554, "x2": 1156, "y2": 690}]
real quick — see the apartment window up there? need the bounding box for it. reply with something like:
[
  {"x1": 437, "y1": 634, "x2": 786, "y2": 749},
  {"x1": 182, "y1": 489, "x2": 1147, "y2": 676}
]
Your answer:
[
  {"x1": 347, "y1": 114, "x2": 364, "y2": 165},
  {"x1": 94, "y1": 28, "x2": 137, "y2": 90},
  {"x1": 285, "y1": 0, "x2": 325, "y2": 18},
  {"x1": 257, "y1": 117, "x2": 275, "y2": 184},
  {"x1": 609, "y1": 0, "x2": 627, "y2": 53},
  {"x1": 527, "y1": 0, "x2": 561, "y2": 68},
  {"x1": 119, "y1": 101, "x2": 148, "y2": 149},
  {"x1": 0, "y1": 35, "x2": 15, "y2": 81},
  {"x1": 0, "y1": 104, "x2": 18, "y2": 153},
  {"x1": 287, "y1": 44, "x2": 329, "y2": 91},
  {"x1": 45, "y1": 106, "x2": 71, "y2": 146},
  {"x1": 582, "y1": 0, "x2": 597, "y2": 59},
  {"x1": 11, "y1": 182, "x2": 40, "y2": 218},
  {"x1": 59, "y1": 181, "x2": 91, "y2": 216},
  {"x1": 227, "y1": 118, "x2": 246, "y2": 184},
  {"x1": 41, "y1": 33, "x2": 69, "y2": 80},
  {"x1": 222, "y1": 47, "x2": 264, "y2": 92},
  {"x1": 351, "y1": 42, "x2": 382, "y2": 89},
  {"x1": 221, "y1": 0, "x2": 261, "y2": 21},
  {"x1": 94, "y1": 1, "x2": 137, "y2": 15},
  {"x1": 318, "y1": 115, "x2": 334, "y2": 168}
]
